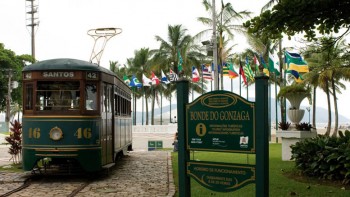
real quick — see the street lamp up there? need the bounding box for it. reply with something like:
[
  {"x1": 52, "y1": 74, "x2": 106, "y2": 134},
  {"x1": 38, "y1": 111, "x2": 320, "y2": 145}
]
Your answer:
[{"x1": 306, "y1": 107, "x2": 311, "y2": 124}]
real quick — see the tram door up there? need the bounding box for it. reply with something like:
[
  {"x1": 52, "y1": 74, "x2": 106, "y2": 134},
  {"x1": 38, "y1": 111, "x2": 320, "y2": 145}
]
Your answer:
[{"x1": 101, "y1": 84, "x2": 114, "y2": 165}]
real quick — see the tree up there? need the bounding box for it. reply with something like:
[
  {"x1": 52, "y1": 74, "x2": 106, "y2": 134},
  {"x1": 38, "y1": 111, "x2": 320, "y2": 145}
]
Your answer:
[
  {"x1": 131, "y1": 48, "x2": 154, "y2": 125},
  {"x1": 303, "y1": 36, "x2": 350, "y2": 136},
  {"x1": 154, "y1": 25, "x2": 194, "y2": 76},
  {"x1": 0, "y1": 43, "x2": 34, "y2": 129},
  {"x1": 244, "y1": 0, "x2": 350, "y2": 42},
  {"x1": 197, "y1": 0, "x2": 251, "y2": 89},
  {"x1": 154, "y1": 24, "x2": 205, "y2": 107}
]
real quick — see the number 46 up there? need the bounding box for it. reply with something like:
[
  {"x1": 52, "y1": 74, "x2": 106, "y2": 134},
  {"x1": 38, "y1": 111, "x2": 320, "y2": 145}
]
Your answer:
[{"x1": 75, "y1": 128, "x2": 92, "y2": 139}]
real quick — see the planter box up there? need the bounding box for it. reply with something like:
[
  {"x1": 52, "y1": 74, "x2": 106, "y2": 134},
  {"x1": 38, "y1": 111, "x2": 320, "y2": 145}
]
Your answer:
[{"x1": 276, "y1": 129, "x2": 317, "y2": 161}]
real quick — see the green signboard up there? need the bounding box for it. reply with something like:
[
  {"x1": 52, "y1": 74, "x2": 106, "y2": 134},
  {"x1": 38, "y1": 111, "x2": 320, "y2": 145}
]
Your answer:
[
  {"x1": 148, "y1": 140, "x2": 163, "y2": 151},
  {"x1": 186, "y1": 91, "x2": 255, "y2": 153},
  {"x1": 187, "y1": 161, "x2": 255, "y2": 192}
]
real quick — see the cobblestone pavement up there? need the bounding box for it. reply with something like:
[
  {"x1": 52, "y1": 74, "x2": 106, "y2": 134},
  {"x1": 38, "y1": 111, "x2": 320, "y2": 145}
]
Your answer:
[
  {"x1": 0, "y1": 132, "x2": 176, "y2": 197},
  {"x1": 0, "y1": 151, "x2": 175, "y2": 197}
]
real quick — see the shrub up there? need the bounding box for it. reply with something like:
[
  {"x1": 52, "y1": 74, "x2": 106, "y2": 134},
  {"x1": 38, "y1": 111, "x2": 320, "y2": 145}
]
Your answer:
[
  {"x1": 295, "y1": 122, "x2": 312, "y2": 131},
  {"x1": 5, "y1": 120, "x2": 22, "y2": 164},
  {"x1": 278, "y1": 121, "x2": 291, "y2": 130},
  {"x1": 291, "y1": 130, "x2": 350, "y2": 184}
]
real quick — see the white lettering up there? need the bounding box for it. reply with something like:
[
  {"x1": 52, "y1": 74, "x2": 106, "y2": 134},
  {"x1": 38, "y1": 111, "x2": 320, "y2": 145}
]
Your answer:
[{"x1": 42, "y1": 72, "x2": 74, "y2": 78}]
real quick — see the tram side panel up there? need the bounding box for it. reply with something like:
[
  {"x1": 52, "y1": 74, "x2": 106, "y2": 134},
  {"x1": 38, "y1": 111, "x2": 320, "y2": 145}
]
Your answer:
[
  {"x1": 22, "y1": 117, "x2": 102, "y2": 172},
  {"x1": 114, "y1": 116, "x2": 132, "y2": 155}
]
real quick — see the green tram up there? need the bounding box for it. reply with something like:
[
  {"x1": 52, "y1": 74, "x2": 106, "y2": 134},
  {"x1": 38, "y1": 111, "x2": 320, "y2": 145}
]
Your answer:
[{"x1": 22, "y1": 58, "x2": 132, "y2": 172}]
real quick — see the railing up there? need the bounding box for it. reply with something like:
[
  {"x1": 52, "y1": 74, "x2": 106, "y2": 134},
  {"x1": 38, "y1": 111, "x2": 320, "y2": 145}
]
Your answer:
[{"x1": 132, "y1": 124, "x2": 177, "y2": 134}]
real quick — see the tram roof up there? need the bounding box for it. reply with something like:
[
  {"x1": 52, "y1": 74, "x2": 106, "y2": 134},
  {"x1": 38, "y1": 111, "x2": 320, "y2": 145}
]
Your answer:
[{"x1": 23, "y1": 58, "x2": 116, "y2": 76}]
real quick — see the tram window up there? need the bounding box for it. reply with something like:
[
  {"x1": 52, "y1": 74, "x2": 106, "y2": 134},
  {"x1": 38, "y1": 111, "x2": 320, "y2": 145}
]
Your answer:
[
  {"x1": 25, "y1": 84, "x2": 33, "y2": 110},
  {"x1": 85, "y1": 83, "x2": 97, "y2": 110},
  {"x1": 114, "y1": 94, "x2": 119, "y2": 115},
  {"x1": 36, "y1": 81, "x2": 80, "y2": 111}
]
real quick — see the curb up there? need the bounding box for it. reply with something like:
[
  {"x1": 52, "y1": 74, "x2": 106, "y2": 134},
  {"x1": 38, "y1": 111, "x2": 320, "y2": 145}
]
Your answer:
[{"x1": 167, "y1": 152, "x2": 176, "y2": 197}]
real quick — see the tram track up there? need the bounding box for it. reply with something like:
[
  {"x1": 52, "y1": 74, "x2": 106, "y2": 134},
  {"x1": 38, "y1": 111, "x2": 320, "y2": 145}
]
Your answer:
[
  {"x1": 0, "y1": 174, "x2": 96, "y2": 197},
  {"x1": 0, "y1": 177, "x2": 33, "y2": 197}
]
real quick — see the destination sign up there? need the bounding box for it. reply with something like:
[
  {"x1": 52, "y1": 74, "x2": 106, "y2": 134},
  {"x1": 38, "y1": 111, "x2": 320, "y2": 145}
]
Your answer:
[
  {"x1": 42, "y1": 71, "x2": 74, "y2": 78},
  {"x1": 187, "y1": 161, "x2": 255, "y2": 192},
  {"x1": 186, "y1": 91, "x2": 255, "y2": 153}
]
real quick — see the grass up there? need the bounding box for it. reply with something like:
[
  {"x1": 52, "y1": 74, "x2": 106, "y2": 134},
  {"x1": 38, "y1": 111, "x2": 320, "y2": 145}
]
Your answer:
[
  {"x1": 0, "y1": 162, "x2": 23, "y2": 172},
  {"x1": 171, "y1": 143, "x2": 350, "y2": 197}
]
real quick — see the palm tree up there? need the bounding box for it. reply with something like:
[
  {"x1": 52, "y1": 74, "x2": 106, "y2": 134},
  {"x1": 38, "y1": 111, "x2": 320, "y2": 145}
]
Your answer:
[
  {"x1": 154, "y1": 25, "x2": 194, "y2": 76},
  {"x1": 131, "y1": 48, "x2": 155, "y2": 125},
  {"x1": 196, "y1": 0, "x2": 251, "y2": 89},
  {"x1": 153, "y1": 24, "x2": 206, "y2": 104},
  {"x1": 303, "y1": 36, "x2": 350, "y2": 136}
]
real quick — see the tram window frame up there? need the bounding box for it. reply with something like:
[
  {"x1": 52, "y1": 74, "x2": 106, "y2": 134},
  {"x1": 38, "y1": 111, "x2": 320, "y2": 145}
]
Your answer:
[
  {"x1": 85, "y1": 82, "x2": 98, "y2": 111},
  {"x1": 24, "y1": 83, "x2": 34, "y2": 111},
  {"x1": 35, "y1": 81, "x2": 80, "y2": 112}
]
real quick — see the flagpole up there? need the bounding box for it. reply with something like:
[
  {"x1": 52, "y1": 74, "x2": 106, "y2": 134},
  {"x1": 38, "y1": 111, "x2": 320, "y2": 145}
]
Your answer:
[
  {"x1": 133, "y1": 87, "x2": 136, "y2": 125},
  {"x1": 275, "y1": 73, "x2": 278, "y2": 143},
  {"x1": 247, "y1": 84, "x2": 249, "y2": 100},
  {"x1": 170, "y1": 92, "x2": 172, "y2": 123},
  {"x1": 192, "y1": 82, "x2": 194, "y2": 101},
  {"x1": 239, "y1": 65, "x2": 242, "y2": 96},
  {"x1": 212, "y1": 0, "x2": 218, "y2": 90},
  {"x1": 142, "y1": 86, "x2": 144, "y2": 125},
  {"x1": 161, "y1": 88, "x2": 163, "y2": 125}
]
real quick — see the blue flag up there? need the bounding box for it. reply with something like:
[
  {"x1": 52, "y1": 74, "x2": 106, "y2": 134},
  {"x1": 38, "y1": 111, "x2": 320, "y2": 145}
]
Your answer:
[{"x1": 130, "y1": 75, "x2": 142, "y2": 88}]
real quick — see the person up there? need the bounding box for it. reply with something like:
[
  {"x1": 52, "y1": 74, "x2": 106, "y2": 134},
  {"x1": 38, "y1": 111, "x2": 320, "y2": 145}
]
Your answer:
[{"x1": 173, "y1": 132, "x2": 178, "y2": 152}]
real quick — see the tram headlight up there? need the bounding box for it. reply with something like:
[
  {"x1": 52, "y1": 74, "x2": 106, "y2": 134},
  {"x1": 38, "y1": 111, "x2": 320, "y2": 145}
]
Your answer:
[{"x1": 49, "y1": 127, "x2": 63, "y2": 141}]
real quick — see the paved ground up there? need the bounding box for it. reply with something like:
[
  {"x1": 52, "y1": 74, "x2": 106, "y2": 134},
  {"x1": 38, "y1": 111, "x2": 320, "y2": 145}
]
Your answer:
[{"x1": 0, "y1": 132, "x2": 176, "y2": 197}]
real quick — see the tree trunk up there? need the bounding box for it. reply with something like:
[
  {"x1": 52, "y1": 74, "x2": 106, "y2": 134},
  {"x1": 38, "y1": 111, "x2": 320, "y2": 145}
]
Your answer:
[
  {"x1": 145, "y1": 96, "x2": 149, "y2": 125},
  {"x1": 331, "y1": 77, "x2": 338, "y2": 137},
  {"x1": 278, "y1": 39, "x2": 286, "y2": 123},
  {"x1": 325, "y1": 82, "x2": 332, "y2": 136},
  {"x1": 151, "y1": 89, "x2": 155, "y2": 125},
  {"x1": 312, "y1": 86, "x2": 317, "y2": 128}
]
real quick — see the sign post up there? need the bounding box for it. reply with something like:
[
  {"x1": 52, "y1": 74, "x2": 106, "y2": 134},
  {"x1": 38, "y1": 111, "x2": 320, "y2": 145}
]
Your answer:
[
  {"x1": 176, "y1": 76, "x2": 269, "y2": 196},
  {"x1": 255, "y1": 76, "x2": 269, "y2": 197},
  {"x1": 177, "y1": 80, "x2": 190, "y2": 197}
]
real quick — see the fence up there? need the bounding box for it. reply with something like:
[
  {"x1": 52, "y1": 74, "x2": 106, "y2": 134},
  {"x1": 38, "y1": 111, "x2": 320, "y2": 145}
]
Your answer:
[{"x1": 132, "y1": 124, "x2": 177, "y2": 134}]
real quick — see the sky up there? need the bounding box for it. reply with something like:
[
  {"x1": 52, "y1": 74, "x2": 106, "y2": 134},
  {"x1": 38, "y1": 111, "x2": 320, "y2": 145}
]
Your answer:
[{"x1": 1, "y1": 0, "x2": 350, "y2": 123}]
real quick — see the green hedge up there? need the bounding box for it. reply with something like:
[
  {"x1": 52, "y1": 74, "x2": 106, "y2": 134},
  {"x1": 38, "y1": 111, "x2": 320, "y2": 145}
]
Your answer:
[{"x1": 291, "y1": 130, "x2": 350, "y2": 184}]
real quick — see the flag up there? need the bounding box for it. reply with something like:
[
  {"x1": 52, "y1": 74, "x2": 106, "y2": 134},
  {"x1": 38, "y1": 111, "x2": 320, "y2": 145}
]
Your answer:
[
  {"x1": 202, "y1": 64, "x2": 213, "y2": 80},
  {"x1": 142, "y1": 74, "x2": 152, "y2": 86},
  {"x1": 244, "y1": 56, "x2": 255, "y2": 82},
  {"x1": 151, "y1": 71, "x2": 160, "y2": 85},
  {"x1": 228, "y1": 63, "x2": 239, "y2": 79},
  {"x1": 253, "y1": 55, "x2": 260, "y2": 73},
  {"x1": 239, "y1": 61, "x2": 247, "y2": 85},
  {"x1": 222, "y1": 63, "x2": 229, "y2": 77},
  {"x1": 169, "y1": 69, "x2": 178, "y2": 81},
  {"x1": 177, "y1": 50, "x2": 183, "y2": 73},
  {"x1": 285, "y1": 51, "x2": 309, "y2": 83},
  {"x1": 161, "y1": 70, "x2": 170, "y2": 84},
  {"x1": 123, "y1": 75, "x2": 130, "y2": 85},
  {"x1": 192, "y1": 66, "x2": 200, "y2": 82},
  {"x1": 268, "y1": 52, "x2": 281, "y2": 76},
  {"x1": 253, "y1": 55, "x2": 260, "y2": 67},
  {"x1": 286, "y1": 70, "x2": 303, "y2": 83},
  {"x1": 260, "y1": 55, "x2": 270, "y2": 76},
  {"x1": 285, "y1": 51, "x2": 309, "y2": 73},
  {"x1": 130, "y1": 75, "x2": 142, "y2": 88}
]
